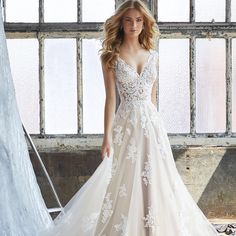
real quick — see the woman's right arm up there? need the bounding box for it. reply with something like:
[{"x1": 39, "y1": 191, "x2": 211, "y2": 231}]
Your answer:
[{"x1": 101, "y1": 60, "x2": 116, "y2": 160}]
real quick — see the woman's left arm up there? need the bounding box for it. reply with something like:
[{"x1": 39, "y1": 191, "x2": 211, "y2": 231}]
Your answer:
[{"x1": 151, "y1": 80, "x2": 157, "y2": 107}]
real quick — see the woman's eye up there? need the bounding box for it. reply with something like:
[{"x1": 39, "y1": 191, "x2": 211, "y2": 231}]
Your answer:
[{"x1": 137, "y1": 18, "x2": 142, "y2": 22}]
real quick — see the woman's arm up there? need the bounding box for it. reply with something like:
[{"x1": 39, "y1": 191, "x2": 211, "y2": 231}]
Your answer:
[
  {"x1": 151, "y1": 55, "x2": 158, "y2": 107},
  {"x1": 151, "y1": 80, "x2": 157, "y2": 107},
  {"x1": 101, "y1": 60, "x2": 116, "y2": 159}
]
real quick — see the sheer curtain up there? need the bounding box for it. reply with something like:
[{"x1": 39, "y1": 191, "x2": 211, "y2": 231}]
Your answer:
[{"x1": 0, "y1": 6, "x2": 52, "y2": 236}]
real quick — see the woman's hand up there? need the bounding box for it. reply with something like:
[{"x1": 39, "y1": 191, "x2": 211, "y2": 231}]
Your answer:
[{"x1": 101, "y1": 138, "x2": 111, "y2": 160}]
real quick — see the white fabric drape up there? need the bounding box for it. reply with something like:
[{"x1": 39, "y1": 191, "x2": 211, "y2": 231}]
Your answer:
[{"x1": 0, "y1": 6, "x2": 52, "y2": 236}]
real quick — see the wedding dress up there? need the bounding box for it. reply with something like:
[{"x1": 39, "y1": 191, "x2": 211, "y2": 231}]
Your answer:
[
  {"x1": 42, "y1": 49, "x2": 219, "y2": 236},
  {"x1": 0, "y1": 7, "x2": 52, "y2": 236}
]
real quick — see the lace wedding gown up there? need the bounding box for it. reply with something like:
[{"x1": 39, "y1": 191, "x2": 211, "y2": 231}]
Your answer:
[{"x1": 42, "y1": 49, "x2": 219, "y2": 236}]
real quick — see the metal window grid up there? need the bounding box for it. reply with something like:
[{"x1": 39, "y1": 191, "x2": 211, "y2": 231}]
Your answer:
[{"x1": 2, "y1": 0, "x2": 236, "y2": 147}]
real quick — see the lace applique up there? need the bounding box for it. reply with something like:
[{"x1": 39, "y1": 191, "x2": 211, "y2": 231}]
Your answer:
[
  {"x1": 111, "y1": 157, "x2": 119, "y2": 177},
  {"x1": 126, "y1": 127, "x2": 131, "y2": 135},
  {"x1": 115, "y1": 50, "x2": 158, "y2": 106},
  {"x1": 101, "y1": 193, "x2": 113, "y2": 223},
  {"x1": 150, "y1": 110, "x2": 159, "y2": 126},
  {"x1": 159, "y1": 146, "x2": 166, "y2": 160},
  {"x1": 140, "y1": 107, "x2": 150, "y2": 138},
  {"x1": 126, "y1": 138, "x2": 138, "y2": 163},
  {"x1": 141, "y1": 154, "x2": 152, "y2": 186},
  {"x1": 143, "y1": 206, "x2": 158, "y2": 229},
  {"x1": 118, "y1": 184, "x2": 127, "y2": 197},
  {"x1": 114, "y1": 214, "x2": 128, "y2": 236},
  {"x1": 128, "y1": 110, "x2": 138, "y2": 126},
  {"x1": 82, "y1": 212, "x2": 99, "y2": 232},
  {"x1": 155, "y1": 135, "x2": 161, "y2": 144},
  {"x1": 113, "y1": 125, "x2": 124, "y2": 146}
]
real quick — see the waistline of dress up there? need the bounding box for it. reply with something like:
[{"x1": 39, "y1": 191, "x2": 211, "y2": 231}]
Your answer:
[{"x1": 119, "y1": 99, "x2": 153, "y2": 107}]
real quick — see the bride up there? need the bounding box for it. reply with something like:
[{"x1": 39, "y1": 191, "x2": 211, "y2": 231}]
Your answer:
[{"x1": 42, "y1": 0, "x2": 219, "y2": 235}]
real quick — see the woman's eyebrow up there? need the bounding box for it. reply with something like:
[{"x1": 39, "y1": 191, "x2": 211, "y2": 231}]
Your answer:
[{"x1": 124, "y1": 16, "x2": 143, "y2": 19}]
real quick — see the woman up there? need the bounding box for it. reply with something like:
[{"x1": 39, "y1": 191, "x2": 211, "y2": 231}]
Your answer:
[{"x1": 42, "y1": 1, "x2": 219, "y2": 235}]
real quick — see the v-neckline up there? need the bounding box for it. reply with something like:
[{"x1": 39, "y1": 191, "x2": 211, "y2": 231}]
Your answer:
[{"x1": 118, "y1": 50, "x2": 152, "y2": 77}]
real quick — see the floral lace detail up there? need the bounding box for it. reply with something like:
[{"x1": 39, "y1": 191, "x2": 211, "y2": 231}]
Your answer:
[
  {"x1": 159, "y1": 146, "x2": 166, "y2": 160},
  {"x1": 150, "y1": 110, "x2": 159, "y2": 126},
  {"x1": 126, "y1": 138, "x2": 138, "y2": 163},
  {"x1": 82, "y1": 212, "x2": 99, "y2": 232},
  {"x1": 118, "y1": 184, "x2": 127, "y2": 197},
  {"x1": 143, "y1": 206, "x2": 158, "y2": 229},
  {"x1": 141, "y1": 154, "x2": 152, "y2": 186},
  {"x1": 115, "y1": 50, "x2": 158, "y2": 105},
  {"x1": 113, "y1": 125, "x2": 124, "y2": 146},
  {"x1": 128, "y1": 110, "x2": 138, "y2": 126},
  {"x1": 111, "y1": 157, "x2": 119, "y2": 177},
  {"x1": 126, "y1": 127, "x2": 131, "y2": 135},
  {"x1": 140, "y1": 107, "x2": 150, "y2": 138},
  {"x1": 101, "y1": 193, "x2": 113, "y2": 224},
  {"x1": 114, "y1": 214, "x2": 128, "y2": 236},
  {"x1": 113, "y1": 50, "x2": 158, "y2": 143}
]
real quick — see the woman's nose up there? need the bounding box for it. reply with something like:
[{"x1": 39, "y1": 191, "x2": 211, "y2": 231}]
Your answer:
[{"x1": 131, "y1": 21, "x2": 136, "y2": 27}]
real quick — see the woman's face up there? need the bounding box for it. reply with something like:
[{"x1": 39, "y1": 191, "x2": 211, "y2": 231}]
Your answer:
[{"x1": 121, "y1": 8, "x2": 144, "y2": 37}]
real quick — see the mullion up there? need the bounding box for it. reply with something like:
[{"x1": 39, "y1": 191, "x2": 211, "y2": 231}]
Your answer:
[
  {"x1": 39, "y1": 36, "x2": 45, "y2": 135},
  {"x1": 39, "y1": 0, "x2": 44, "y2": 23},
  {"x1": 189, "y1": 37, "x2": 196, "y2": 135},
  {"x1": 226, "y1": 0, "x2": 231, "y2": 23},
  {"x1": 77, "y1": 0, "x2": 82, "y2": 135},
  {"x1": 38, "y1": 0, "x2": 45, "y2": 135},
  {"x1": 1, "y1": 0, "x2": 6, "y2": 22},
  {"x1": 226, "y1": 37, "x2": 232, "y2": 135},
  {"x1": 190, "y1": 0, "x2": 195, "y2": 22}
]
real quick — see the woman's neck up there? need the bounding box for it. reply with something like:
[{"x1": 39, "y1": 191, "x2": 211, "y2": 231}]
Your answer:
[{"x1": 121, "y1": 37, "x2": 142, "y2": 52}]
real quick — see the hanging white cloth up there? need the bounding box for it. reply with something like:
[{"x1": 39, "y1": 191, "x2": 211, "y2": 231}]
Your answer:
[{"x1": 0, "y1": 6, "x2": 53, "y2": 236}]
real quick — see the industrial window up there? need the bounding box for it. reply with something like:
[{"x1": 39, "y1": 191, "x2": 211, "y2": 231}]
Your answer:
[{"x1": 2, "y1": 0, "x2": 236, "y2": 147}]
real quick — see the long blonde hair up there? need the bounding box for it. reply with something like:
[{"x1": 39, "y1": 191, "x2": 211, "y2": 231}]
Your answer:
[{"x1": 100, "y1": 0, "x2": 160, "y2": 70}]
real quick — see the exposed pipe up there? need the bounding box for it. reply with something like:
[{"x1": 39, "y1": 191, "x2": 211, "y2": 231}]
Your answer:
[{"x1": 22, "y1": 124, "x2": 65, "y2": 215}]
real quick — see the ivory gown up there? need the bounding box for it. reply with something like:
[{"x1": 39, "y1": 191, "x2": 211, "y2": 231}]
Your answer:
[{"x1": 42, "y1": 49, "x2": 219, "y2": 236}]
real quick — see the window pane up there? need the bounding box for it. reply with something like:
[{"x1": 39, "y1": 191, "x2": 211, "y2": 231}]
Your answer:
[
  {"x1": 82, "y1": 0, "x2": 115, "y2": 22},
  {"x1": 196, "y1": 0, "x2": 225, "y2": 22},
  {"x1": 159, "y1": 39, "x2": 190, "y2": 133},
  {"x1": 7, "y1": 39, "x2": 39, "y2": 134},
  {"x1": 232, "y1": 39, "x2": 236, "y2": 132},
  {"x1": 6, "y1": 0, "x2": 38, "y2": 22},
  {"x1": 232, "y1": 0, "x2": 236, "y2": 22},
  {"x1": 82, "y1": 39, "x2": 104, "y2": 134},
  {"x1": 45, "y1": 39, "x2": 77, "y2": 134},
  {"x1": 45, "y1": 0, "x2": 77, "y2": 22},
  {"x1": 196, "y1": 39, "x2": 226, "y2": 133},
  {"x1": 158, "y1": 0, "x2": 189, "y2": 22}
]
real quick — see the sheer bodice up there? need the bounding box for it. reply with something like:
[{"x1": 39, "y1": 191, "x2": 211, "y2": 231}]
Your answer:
[{"x1": 115, "y1": 49, "x2": 158, "y2": 105}]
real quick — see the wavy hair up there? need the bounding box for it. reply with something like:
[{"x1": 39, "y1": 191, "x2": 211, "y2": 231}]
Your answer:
[{"x1": 99, "y1": 0, "x2": 160, "y2": 70}]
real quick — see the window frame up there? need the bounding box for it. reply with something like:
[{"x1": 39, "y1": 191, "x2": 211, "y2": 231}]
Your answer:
[{"x1": 2, "y1": 0, "x2": 236, "y2": 148}]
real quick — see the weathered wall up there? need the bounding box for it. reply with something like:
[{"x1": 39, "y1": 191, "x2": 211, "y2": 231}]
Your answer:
[{"x1": 30, "y1": 147, "x2": 236, "y2": 219}]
